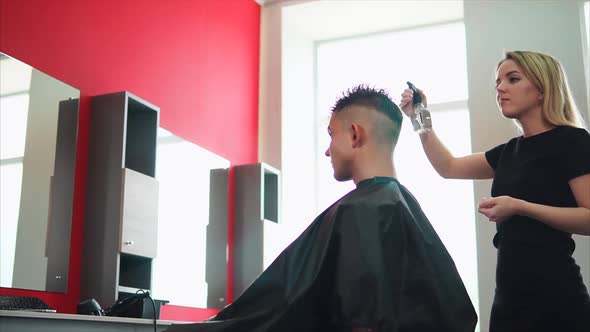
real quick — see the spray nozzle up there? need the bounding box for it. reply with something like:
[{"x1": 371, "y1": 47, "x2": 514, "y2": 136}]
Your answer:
[{"x1": 406, "y1": 81, "x2": 422, "y2": 105}]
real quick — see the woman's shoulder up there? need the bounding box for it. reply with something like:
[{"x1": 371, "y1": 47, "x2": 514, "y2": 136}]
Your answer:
[
  {"x1": 519, "y1": 125, "x2": 589, "y2": 144},
  {"x1": 553, "y1": 125, "x2": 590, "y2": 143},
  {"x1": 550, "y1": 124, "x2": 587, "y2": 134},
  {"x1": 495, "y1": 135, "x2": 520, "y2": 151},
  {"x1": 557, "y1": 125, "x2": 589, "y2": 133}
]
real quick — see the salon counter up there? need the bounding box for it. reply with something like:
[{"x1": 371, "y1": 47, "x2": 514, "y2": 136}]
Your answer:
[{"x1": 0, "y1": 309, "x2": 183, "y2": 332}]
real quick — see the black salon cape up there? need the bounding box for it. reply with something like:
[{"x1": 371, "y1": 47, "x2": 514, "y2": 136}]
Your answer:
[{"x1": 166, "y1": 177, "x2": 477, "y2": 332}]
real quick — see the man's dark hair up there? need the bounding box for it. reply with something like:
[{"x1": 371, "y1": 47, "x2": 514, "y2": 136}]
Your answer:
[{"x1": 331, "y1": 85, "x2": 403, "y2": 145}]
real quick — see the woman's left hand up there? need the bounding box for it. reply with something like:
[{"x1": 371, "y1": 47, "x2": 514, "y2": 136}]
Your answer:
[{"x1": 478, "y1": 196, "x2": 524, "y2": 223}]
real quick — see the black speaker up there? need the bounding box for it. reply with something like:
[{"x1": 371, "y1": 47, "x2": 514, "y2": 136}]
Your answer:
[{"x1": 106, "y1": 294, "x2": 168, "y2": 319}]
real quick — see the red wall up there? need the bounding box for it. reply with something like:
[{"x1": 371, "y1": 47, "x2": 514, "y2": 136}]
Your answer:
[{"x1": 0, "y1": 0, "x2": 260, "y2": 315}]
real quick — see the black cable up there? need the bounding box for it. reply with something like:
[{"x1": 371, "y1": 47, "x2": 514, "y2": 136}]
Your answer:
[
  {"x1": 148, "y1": 294, "x2": 157, "y2": 332},
  {"x1": 136, "y1": 289, "x2": 157, "y2": 332}
]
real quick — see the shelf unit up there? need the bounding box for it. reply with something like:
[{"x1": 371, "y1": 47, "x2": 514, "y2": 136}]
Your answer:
[
  {"x1": 232, "y1": 162, "x2": 280, "y2": 298},
  {"x1": 80, "y1": 91, "x2": 159, "y2": 308}
]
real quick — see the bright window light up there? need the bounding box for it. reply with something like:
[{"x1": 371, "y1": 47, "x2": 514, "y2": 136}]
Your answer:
[
  {"x1": 152, "y1": 135, "x2": 229, "y2": 308},
  {"x1": 280, "y1": 4, "x2": 479, "y2": 329},
  {"x1": 0, "y1": 57, "x2": 30, "y2": 286},
  {"x1": 0, "y1": 94, "x2": 29, "y2": 160},
  {"x1": 315, "y1": 22, "x2": 480, "y2": 325},
  {"x1": 0, "y1": 163, "x2": 23, "y2": 286}
]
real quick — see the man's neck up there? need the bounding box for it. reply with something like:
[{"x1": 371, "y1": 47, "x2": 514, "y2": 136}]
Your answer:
[{"x1": 352, "y1": 159, "x2": 397, "y2": 185}]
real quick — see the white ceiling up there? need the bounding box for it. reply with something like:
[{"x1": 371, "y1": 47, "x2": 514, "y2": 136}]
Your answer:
[{"x1": 282, "y1": 0, "x2": 464, "y2": 41}]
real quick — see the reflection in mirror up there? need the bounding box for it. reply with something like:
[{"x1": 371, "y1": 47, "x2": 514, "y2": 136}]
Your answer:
[
  {"x1": 152, "y1": 128, "x2": 230, "y2": 307},
  {"x1": 0, "y1": 53, "x2": 80, "y2": 293}
]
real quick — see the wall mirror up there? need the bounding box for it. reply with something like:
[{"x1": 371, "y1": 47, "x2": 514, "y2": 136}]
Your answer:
[
  {"x1": 0, "y1": 52, "x2": 80, "y2": 293},
  {"x1": 152, "y1": 128, "x2": 230, "y2": 308}
]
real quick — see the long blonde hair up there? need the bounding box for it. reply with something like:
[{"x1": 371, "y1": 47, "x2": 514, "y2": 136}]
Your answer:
[{"x1": 497, "y1": 50, "x2": 586, "y2": 129}]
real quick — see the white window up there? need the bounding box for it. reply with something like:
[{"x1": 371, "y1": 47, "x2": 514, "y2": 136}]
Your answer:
[
  {"x1": 278, "y1": 2, "x2": 479, "y2": 330},
  {"x1": 314, "y1": 20, "x2": 478, "y2": 320}
]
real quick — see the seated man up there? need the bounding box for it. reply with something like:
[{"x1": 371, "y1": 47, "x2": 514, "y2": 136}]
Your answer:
[{"x1": 167, "y1": 85, "x2": 477, "y2": 332}]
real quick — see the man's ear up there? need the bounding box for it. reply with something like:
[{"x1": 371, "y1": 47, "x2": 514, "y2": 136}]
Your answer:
[{"x1": 350, "y1": 123, "x2": 365, "y2": 148}]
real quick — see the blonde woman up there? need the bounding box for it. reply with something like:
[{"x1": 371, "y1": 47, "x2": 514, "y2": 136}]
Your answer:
[{"x1": 400, "y1": 51, "x2": 590, "y2": 331}]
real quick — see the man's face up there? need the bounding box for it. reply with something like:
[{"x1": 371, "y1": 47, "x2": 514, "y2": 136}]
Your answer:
[{"x1": 325, "y1": 112, "x2": 354, "y2": 182}]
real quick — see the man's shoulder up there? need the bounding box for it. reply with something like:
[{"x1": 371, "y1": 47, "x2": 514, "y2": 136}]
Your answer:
[{"x1": 328, "y1": 183, "x2": 409, "y2": 221}]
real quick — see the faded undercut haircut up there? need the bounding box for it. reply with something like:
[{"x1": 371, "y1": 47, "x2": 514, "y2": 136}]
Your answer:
[{"x1": 331, "y1": 85, "x2": 403, "y2": 145}]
